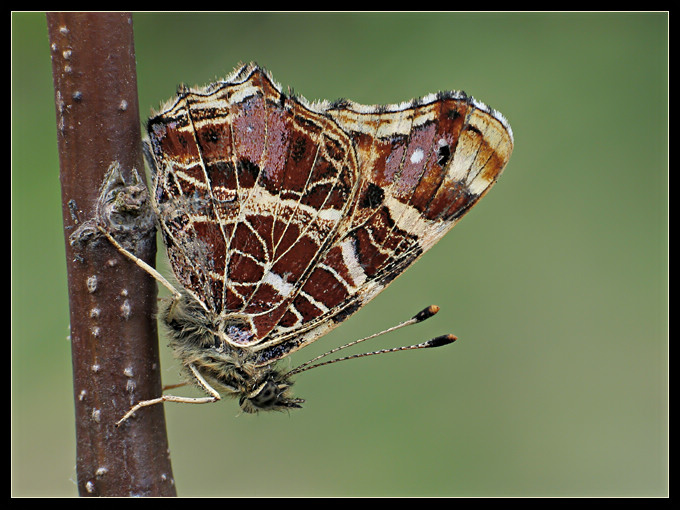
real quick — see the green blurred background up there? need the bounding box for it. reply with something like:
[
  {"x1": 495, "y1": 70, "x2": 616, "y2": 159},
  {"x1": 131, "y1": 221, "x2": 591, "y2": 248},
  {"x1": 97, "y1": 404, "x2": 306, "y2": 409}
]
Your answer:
[{"x1": 12, "y1": 12, "x2": 667, "y2": 496}]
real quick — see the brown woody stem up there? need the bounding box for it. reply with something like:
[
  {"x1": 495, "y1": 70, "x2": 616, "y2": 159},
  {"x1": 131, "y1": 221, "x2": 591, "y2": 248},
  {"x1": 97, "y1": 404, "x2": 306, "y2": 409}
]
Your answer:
[{"x1": 47, "y1": 12, "x2": 176, "y2": 497}]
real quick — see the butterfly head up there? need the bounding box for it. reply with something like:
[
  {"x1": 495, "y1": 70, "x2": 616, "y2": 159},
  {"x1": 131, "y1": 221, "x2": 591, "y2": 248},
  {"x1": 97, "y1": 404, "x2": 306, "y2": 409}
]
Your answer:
[{"x1": 238, "y1": 371, "x2": 304, "y2": 414}]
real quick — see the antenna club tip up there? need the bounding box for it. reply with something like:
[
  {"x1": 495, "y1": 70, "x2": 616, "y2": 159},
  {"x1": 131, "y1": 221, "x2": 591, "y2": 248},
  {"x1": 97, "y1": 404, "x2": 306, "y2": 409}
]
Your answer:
[
  {"x1": 413, "y1": 304, "x2": 440, "y2": 322},
  {"x1": 426, "y1": 334, "x2": 457, "y2": 348}
]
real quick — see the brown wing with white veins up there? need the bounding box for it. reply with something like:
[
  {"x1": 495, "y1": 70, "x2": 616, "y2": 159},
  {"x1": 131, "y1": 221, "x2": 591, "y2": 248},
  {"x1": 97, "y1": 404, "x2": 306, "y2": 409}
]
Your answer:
[
  {"x1": 253, "y1": 85, "x2": 513, "y2": 365},
  {"x1": 145, "y1": 64, "x2": 360, "y2": 346},
  {"x1": 144, "y1": 63, "x2": 513, "y2": 361}
]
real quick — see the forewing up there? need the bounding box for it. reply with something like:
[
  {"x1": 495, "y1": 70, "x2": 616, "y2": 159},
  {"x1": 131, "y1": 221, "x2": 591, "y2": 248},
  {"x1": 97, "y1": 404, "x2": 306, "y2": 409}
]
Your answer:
[{"x1": 253, "y1": 91, "x2": 513, "y2": 364}]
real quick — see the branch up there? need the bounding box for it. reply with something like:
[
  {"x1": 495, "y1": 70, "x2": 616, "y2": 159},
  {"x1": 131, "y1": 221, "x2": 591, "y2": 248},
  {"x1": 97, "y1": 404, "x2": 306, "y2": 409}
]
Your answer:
[{"x1": 47, "y1": 12, "x2": 176, "y2": 497}]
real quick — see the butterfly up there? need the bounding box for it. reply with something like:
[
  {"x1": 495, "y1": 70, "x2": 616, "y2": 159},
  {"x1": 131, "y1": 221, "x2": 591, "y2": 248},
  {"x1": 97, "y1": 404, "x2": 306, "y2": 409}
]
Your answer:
[{"x1": 102, "y1": 62, "x2": 513, "y2": 424}]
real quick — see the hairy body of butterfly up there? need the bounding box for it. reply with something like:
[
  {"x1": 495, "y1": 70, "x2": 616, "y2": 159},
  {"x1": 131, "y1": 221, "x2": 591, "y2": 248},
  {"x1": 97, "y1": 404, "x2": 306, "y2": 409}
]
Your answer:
[{"x1": 162, "y1": 288, "x2": 302, "y2": 414}]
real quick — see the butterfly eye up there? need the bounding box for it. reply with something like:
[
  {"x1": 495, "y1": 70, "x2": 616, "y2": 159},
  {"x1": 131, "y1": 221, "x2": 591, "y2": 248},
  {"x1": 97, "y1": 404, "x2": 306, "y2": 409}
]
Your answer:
[
  {"x1": 244, "y1": 380, "x2": 278, "y2": 409},
  {"x1": 239, "y1": 379, "x2": 298, "y2": 412}
]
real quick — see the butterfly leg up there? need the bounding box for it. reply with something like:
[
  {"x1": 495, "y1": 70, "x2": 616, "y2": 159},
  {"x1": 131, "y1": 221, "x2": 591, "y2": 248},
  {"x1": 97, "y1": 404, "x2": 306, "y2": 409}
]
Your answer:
[
  {"x1": 98, "y1": 225, "x2": 182, "y2": 302},
  {"x1": 98, "y1": 225, "x2": 211, "y2": 425},
  {"x1": 116, "y1": 364, "x2": 221, "y2": 426}
]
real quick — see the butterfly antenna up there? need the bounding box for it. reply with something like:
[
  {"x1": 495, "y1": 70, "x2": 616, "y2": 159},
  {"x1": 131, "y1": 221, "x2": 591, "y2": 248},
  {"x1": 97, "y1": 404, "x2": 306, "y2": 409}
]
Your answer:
[
  {"x1": 288, "y1": 334, "x2": 457, "y2": 376},
  {"x1": 286, "y1": 305, "x2": 455, "y2": 377}
]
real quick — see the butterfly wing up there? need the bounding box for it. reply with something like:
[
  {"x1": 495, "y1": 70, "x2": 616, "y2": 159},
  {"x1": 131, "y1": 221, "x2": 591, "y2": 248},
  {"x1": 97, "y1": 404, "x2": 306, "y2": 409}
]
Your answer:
[
  {"x1": 145, "y1": 63, "x2": 513, "y2": 362},
  {"x1": 252, "y1": 87, "x2": 513, "y2": 364},
  {"x1": 146, "y1": 64, "x2": 361, "y2": 345}
]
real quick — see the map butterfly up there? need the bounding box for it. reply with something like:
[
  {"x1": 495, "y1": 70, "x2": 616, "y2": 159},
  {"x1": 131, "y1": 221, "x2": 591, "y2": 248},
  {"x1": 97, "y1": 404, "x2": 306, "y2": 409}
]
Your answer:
[{"x1": 105, "y1": 62, "x2": 513, "y2": 423}]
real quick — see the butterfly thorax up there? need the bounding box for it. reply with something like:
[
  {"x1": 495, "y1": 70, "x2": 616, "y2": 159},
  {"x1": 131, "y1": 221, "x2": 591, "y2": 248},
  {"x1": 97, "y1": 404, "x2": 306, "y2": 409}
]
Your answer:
[{"x1": 161, "y1": 291, "x2": 302, "y2": 413}]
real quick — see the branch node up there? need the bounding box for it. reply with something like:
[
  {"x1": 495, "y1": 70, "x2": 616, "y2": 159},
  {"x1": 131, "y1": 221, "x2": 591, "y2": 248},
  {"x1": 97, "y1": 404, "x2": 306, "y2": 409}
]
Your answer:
[{"x1": 70, "y1": 161, "x2": 156, "y2": 257}]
